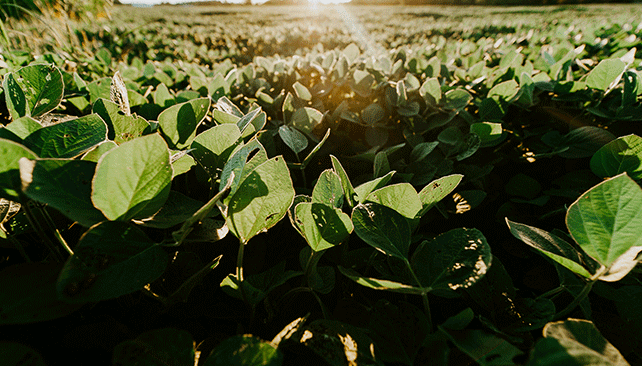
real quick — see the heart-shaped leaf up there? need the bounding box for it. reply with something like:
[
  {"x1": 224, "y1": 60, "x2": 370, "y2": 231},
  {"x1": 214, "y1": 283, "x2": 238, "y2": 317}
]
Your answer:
[
  {"x1": 158, "y1": 97, "x2": 210, "y2": 149},
  {"x1": 352, "y1": 203, "x2": 411, "y2": 260},
  {"x1": 92, "y1": 133, "x2": 172, "y2": 221},
  {"x1": 590, "y1": 134, "x2": 642, "y2": 180},
  {"x1": 566, "y1": 173, "x2": 642, "y2": 281},
  {"x1": 295, "y1": 202, "x2": 353, "y2": 251},
  {"x1": 586, "y1": 58, "x2": 626, "y2": 92},
  {"x1": 224, "y1": 156, "x2": 295, "y2": 243},
  {"x1": 365, "y1": 183, "x2": 422, "y2": 219}
]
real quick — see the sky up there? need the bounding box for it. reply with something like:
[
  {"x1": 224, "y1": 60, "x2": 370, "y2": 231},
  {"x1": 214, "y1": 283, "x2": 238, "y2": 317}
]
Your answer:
[{"x1": 118, "y1": 0, "x2": 350, "y2": 5}]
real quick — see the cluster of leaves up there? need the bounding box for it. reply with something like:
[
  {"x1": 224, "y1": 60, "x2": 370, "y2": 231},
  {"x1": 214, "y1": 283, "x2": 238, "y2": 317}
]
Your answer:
[{"x1": 1, "y1": 4, "x2": 642, "y2": 366}]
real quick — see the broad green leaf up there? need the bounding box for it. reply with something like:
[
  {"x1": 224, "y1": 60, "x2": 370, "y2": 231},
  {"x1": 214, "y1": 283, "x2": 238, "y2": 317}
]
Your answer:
[
  {"x1": 20, "y1": 159, "x2": 105, "y2": 227},
  {"x1": 354, "y1": 171, "x2": 395, "y2": 204},
  {"x1": 23, "y1": 114, "x2": 108, "y2": 158},
  {"x1": 365, "y1": 183, "x2": 422, "y2": 219},
  {"x1": 113, "y1": 328, "x2": 194, "y2": 366},
  {"x1": 351, "y1": 69, "x2": 375, "y2": 97},
  {"x1": 171, "y1": 150, "x2": 196, "y2": 178},
  {"x1": 590, "y1": 134, "x2": 642, "y2": 180},
  {"x1": 409, "y1": 141, "x2": 439, "y2": 162},
  {"x1": 411, "y1": 228, "x2": 492, "y2": 292},
  {"x1": 417, "y1": 174, "x2": 464, "y2": 216},
  {"x1": 92, "y1": 98, "x2": 150, "y2": 144},
  {"x1": 290, "y1": 107, "x2": 323, "y2": 136},
  {"x1": 557, "y1": 126, "x2": 615, "y2": 159},
  {"x1": 532, "y1": 319, "x2": 630, "y2": 366},
  {"x1": 301, "y1": 128, "x2": 331, "y2": 168},
  {"x1": 295, "y1": 202, "x2": 353, "y2": 251},
  {"x1": 221, "y1": 261, "x2": 301, "y2": 306},
  {"x1": 420, "y1": 77, "x2": 441, "y2": 105},
  {"x1": 0, "y1": 138, "x2": 38, "y2": 200},
  {"x1": 293, "y1": 81, "x2": 312, "y2": 101},
  {"x1": 3, "y1": 64, "x2": 63, "y2": 120},
  {"x1": 443, "y1": 89, "x2": 472, "y2": 111},
  {"x1": 138, "y1": 190, "x2": 204, "y2": 229},
  {"x1": 153, "y1": 83, "x2": 175, "y2": 108},
  {"x1": 330, "y1": 155, "x2": 357, "y2": 207},
  {"x1": 0, "y1": 263, "x2": 83, "y2": 324},
  {"x1": 352, "y1": 203, "x2": 411, "y2": 260},
  {"x1": 205, "y1": 335, "x2": 282, "y2": 366},
  {"x1": 225, "y1": 156, "x2": 295, "y2": 243},
  {"x1": 470, "y1": 122, "x2": 505, "y2": 147},
  {"x1": 566, "y1": 173, "x2": 642, "y2": 281},
  {"x1": 56, "y1": 222, "x2": 168, "y2": 303},
  {"x1": 311, "y1": 169, "x2": 344, "y2": 208},
  {"x1": 237, "y1": 107, "x2": 265, "y2": 138},
  {"x1": 278, "y1": 125, "x2": 308, "y2": 155},
  {"x1": 92, "y1": 134, "x2": 172, "y2": 221},
  {"x1": 191, "y1": 124, "x2": 242, "y2": 179},
  {"x1": 506, "y1": 219, "x2": 594, "y2": 279},
  {"x1": 2, "y1": 116, "x2": 41, "y2": 141},
  {"x1": 361, "y1": 103, "x2": 385, "y2": 125},
  {"x1": 158, "y1": 97, "x2": 210, "y2": 149},
  {"x1": 488, "y1": 79, "x2": 520, "y2": 102},
  {"x1": 586, "y1": 58, "x2": 626, "y2": 92},
  {"x1": 338, "y1": 266, "x2": 425, "y2": 295},
  {"x1": 86, "y1": 77, "x2": 112, "y2": 105},
  {"x1": 373, "y1": 150, "x2": 390, "y2": 178}
]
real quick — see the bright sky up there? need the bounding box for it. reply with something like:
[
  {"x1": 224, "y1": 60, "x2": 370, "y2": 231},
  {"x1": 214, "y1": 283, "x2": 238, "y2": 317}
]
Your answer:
[{"x1": 118, "y1": 0, "x2": 350, "y2": 4}]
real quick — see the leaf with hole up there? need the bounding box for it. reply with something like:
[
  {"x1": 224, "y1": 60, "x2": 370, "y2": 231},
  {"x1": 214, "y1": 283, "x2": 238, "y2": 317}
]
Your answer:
[
  {"x1": 23, "y1": 114, "x2": 108, "y2": 158},
  {"x1": 295, "y1": 202, "x2": 353, "y2": 252},
  {"x1": 92, "y1": 98, "x2": 150, "y2": 144},
  {"x1": 3, "y1": 64, "x2": 63, "y2": 120}
]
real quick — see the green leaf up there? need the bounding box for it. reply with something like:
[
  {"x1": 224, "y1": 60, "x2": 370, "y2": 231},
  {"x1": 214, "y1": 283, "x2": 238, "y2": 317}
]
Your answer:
[
  {"x1": 138, "y1": 190, "x2": 204, "y2": 229},
  {"x1": 351, "y1": 69, "x2": 375, "y2": 97},
  {"x1": 352, "y1": 203, "x2": 411, "y2": 260},
  {"x1": 354, "y1": 171, "x2": 395, "y2": 204},
  {"x1": 420, "y1": 77, "x2": 441, "y2": 105},
  {"x1": 0, "y1": 263, "x2": 83, "y2": 324},
  {"x1": 92, "y1": 98, "x2": 150, "y2": 144},
  {"x1": 57, "y1": 222, "x2": 168, "y2": 303},
  {"x1": 225, "y1": 156, "x2": 295, "y2": 243},
  {"x1": 409, "y1": 141, "x2": 439, "y2": 162},
  {"x1": 443, "y1": 89, "x2": 472, "y2": 111},
  {"x1": 0, "y1": 138, "x2": 38, "y2": 200},
  {"x1": 506, "y1": 219, "x2": 594, "y2": 279},
  {"x1": 81, "y1": 141, "x2": 117, "y2": 162},
  {"x1": 488, "y1": 79, "x2": 520, "y2": 102},
  {"x1": 566, "y1": 173, "x2": 642, "y2": 281},
  {"x1": 440, "y1": 328, "x2": 523, "y2": 366},
  {"x1": 158, "y1": 97, "x2": 210, "y2": 149},
  {"x1": 3, "y1": 64, "x2": 63, "y2": 120},
  {"x1": 312, "y1": 169, "x2": 344, "y2": 208},
  {"x1": 113, "y1": 328, "x2": 194, "y2": 366},
  {"x1": 290, "y1": 107, "x2": 323, "y2": 136},
  {"x1": 417, "y1": 174, "x2": 464, "y2": 216},
  {"x1": 205, "y1": 335, "x2": 282, "y2": 366},
  {"x1": 470, "y1": 122, "x2": 505, "y2": 147},
  {"x1": 411, "y1": 228, "x2": 492, "y2": 292},
  {"x1": 586, "y1": 58, "x2": 626, "y2": 92},
  {"x1": 361, "y1": 103, "x2": 385, "y2": 126},
  {"x1": 23, "y1": 114, "x2": 108, "y2": 158},
  {"x1": 92, "y1": 134, "x2": 172, "y2": 221},
  {"x1": 365, "y1": 183, "x2": 422, "y2": 219},
  {"x1": 590, "y1": 134, "x2": 642, "y2": 180},
  {"x1": 237, "y1": 107, "x2": 266, "y2": 138},
  {"x1": 557, "y1": 126, "x2": 615, "y2": 159},
  {"x1": 221, "y1": 262, "x2": 301, "y2": 306},
  {"x1": 293, "y1": 81, "x2": 312, "y2": 101},
  {"x1": 191, "y1": 124, "x2": 242, "y2": 179},
  {"x1": 530, "y1": 319, "x2": 629, "y2": 366},
  {"x1": 295, "y1": 202, "x2": 353, "y2": 252},
  {"x1": 338, "y1": 266, "x2": 424, "y2": 295},
  {"x1": 1, "y1": 116, "x2": 41, "y2": 141},
  {"x1": 219, "y1": 139, "x2": 268, "y2": 196},
  {"x1": 330, "y1": 155, "x2": 357, "y2": 207},
  {"x1": 20, "y1": 159, "x2": 105, "y2": 227},
  {"x1": 278, "y1": 125, "x2": 308, "y2": 155}
]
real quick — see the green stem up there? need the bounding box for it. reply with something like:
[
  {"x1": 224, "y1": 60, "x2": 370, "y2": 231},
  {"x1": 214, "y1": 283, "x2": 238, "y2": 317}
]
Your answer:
[
  {"x1": 554, "y1": 266, "x2": 606, "y2": 320},
  {"x1": 405, "y1": 259, "x2": 433, "y2": 332},
  {"x1": 22, "y1": 201, "x2": 63, "y2": 262}
]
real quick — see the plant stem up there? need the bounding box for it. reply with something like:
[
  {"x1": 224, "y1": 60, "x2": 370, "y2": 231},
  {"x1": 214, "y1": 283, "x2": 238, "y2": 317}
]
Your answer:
[
  {"x1": 22, "y1": 201, "x2": 64, "y2": 262},
  {"x1": 554, "y1": 266, "x2": 606, "y2": 320},
  {"x1": 405, "y1": 259, "x2": 433, "y2": 332}
]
